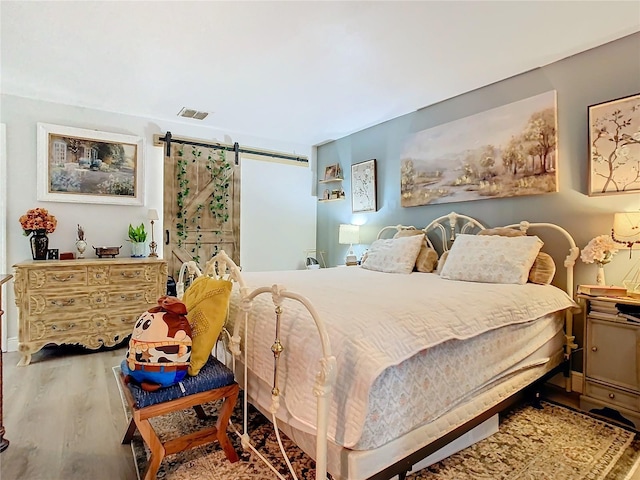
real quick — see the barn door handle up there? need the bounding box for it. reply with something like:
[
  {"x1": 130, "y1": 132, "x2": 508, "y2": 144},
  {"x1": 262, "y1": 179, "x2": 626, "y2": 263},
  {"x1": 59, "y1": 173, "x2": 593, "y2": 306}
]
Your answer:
[{"x1": 165, "y1": 230, "x2": 170, "y2": 245}]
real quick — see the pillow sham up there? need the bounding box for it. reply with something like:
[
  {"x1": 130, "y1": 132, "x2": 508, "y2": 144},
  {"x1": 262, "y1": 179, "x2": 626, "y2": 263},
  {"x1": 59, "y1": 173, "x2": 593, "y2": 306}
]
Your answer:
[
  {"x1": 439, "y1": 234, "x2": 543, "y2": 284},
  {"x1": 393, "y1": 229, "x2": 438, "y2": 273},
  {"x1": 528, "y1": 252, "x2": 556, "y2": 285},
  {"x1": 361, "y1": 234, "x2": 424, "y2": 274},
  {"x1": 436, "y1": 250, "x2": 449, "y2": 275},
  {"x1": 478, "y1": 227, "x2": 525, "y2": 237}
]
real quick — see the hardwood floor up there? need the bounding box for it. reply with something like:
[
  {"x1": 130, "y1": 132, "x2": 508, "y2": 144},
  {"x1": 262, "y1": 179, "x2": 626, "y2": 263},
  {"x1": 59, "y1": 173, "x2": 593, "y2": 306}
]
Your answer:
[
  {"x1": 1, "y1": 346, "x2": 639, "y2": 480},
  {"x1": 1, "y1": 345, "x2": 137, "y2": 480}
]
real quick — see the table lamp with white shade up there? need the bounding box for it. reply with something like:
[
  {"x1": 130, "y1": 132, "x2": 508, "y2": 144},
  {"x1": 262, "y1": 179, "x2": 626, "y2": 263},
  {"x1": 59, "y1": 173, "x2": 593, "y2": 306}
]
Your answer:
[
  {"x1": 339, "y1": 224, "x2": 360, "y2": 266},
  {"x1": 148, "y1": 209, "x2": 159, "y2": 258}
]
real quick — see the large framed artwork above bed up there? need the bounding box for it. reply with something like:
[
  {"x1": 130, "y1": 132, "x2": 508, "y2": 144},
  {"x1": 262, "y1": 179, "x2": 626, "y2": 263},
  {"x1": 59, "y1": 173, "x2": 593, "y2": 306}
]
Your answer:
[
  {"x1": 400, "y1": 91, "x2": 558, "y2": 207},
  {"x1": 207, "y1": 212, "x2": 579, "y2": 480}
]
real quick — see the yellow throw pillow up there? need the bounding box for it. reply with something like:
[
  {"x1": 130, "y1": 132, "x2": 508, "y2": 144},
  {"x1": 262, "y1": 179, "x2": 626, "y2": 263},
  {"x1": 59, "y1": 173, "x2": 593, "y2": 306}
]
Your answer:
[
  {"x1": 478, "y1": 227, "x2": 525, "y2": 237},
  {"x1": 393, "y1": 229, "x2": 438, "y2": 272},
  {"x1": 528, "y1": 252, "x2": 556, "y2": 285},
  {"x1": 436, "y1": 250, "x2": 449, "y2": 275},
  {"x1": 182, "y1": 276, "x2": 233, "y2": 376}
]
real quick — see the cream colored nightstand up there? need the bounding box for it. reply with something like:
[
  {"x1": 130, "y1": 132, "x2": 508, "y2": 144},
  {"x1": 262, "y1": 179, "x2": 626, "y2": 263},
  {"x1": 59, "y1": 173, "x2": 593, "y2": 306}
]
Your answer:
[{"x1": 578, "y1": 294, "x2": 640, "y2": 430}]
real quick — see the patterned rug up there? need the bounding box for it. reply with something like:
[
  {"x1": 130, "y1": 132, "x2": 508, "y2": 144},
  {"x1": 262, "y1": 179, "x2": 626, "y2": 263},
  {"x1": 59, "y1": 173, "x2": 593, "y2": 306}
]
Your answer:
[{"x1": 114, "y1": 368, "x2": 640, "y2": 480}]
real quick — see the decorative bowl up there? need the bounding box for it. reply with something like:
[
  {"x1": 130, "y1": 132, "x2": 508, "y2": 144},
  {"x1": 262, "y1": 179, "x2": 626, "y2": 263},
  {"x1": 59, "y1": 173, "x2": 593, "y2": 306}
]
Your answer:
[{"x1": 92, "y1": 245, "x2": 122, "y2": 258}]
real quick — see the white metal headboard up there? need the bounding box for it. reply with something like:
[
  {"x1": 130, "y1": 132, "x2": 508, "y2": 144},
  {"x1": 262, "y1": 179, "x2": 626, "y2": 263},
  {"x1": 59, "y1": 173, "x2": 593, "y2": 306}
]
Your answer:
[{"x1": 376, "y1": 212, "x2": 486, "y2": 253}]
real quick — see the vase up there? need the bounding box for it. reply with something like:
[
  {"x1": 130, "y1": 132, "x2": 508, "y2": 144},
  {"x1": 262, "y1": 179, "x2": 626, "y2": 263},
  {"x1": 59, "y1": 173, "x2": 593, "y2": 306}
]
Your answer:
[
  {"x1": 30, "y1": 230, "x2": 49, "y2": 260},
  {"x1": 130, "y1": 241, "x2": 145, "y2": 258},
  {"x1": 75, "y1": 239, "x2": 87, "y2": 259},
  {"x1": 596, "y1": 264, "x2": 606, "y2": 286}
]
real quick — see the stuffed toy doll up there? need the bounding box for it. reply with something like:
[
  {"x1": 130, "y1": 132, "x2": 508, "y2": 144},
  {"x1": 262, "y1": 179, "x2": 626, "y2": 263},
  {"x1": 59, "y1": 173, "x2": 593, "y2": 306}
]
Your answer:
[{"x1": 122, "y1": 296, "x2": 192, "y2": 391}]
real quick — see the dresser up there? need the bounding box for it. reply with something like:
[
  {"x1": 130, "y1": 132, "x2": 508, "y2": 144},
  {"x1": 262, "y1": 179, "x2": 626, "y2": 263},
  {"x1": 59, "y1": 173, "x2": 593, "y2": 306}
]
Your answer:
[
  {"x1": 578, "y1": 294, "x2": 640, "y2": 430},
  {"x1": 13, "y1": 258, "x2": 167, "y2": 366}
]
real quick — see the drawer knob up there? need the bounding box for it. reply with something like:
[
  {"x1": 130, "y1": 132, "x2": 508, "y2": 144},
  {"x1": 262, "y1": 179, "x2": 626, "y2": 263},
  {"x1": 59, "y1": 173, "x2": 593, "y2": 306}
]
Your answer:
[
  {"x1": 51, "y1": 299, "x2": 75, "y2": 307},
  {"x1": 121, "y1": 272, "x2": 141, "y2": 278},
  {"x1": 52, "y1": 274, "x2": 74, "y2": 282},
  {"x1": 609, "y1": 393, "x2": 615, "y2": 399},
  {"x1": 591, "y1": 346, "x2": 598, "y2": 352}
]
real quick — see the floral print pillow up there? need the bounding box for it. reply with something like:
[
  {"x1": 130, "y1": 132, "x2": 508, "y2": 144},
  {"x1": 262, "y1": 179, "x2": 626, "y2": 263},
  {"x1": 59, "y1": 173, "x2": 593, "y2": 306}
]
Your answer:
[
  {"x1": 440, "y1": 234, "x2": 543, "y2": 284},
  {"x1": 362, "y1": 234, "x2": 424, "y2": 274}
]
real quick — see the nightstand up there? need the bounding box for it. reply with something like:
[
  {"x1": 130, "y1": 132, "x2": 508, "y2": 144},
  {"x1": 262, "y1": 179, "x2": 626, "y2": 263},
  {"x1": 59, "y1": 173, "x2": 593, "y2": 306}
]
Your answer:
[{"x1": 578, "y1": 294, "x2": 640, "y2": 430}]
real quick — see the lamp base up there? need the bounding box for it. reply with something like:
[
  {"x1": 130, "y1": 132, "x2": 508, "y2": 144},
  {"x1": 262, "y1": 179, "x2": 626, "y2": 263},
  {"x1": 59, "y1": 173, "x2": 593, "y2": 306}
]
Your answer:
[
  {"x1": 148, "y1": 240, "x2": 158, "y2": 258},
  {"x1": 345, "y1": 253, "x2": 358, "y2": 266}
]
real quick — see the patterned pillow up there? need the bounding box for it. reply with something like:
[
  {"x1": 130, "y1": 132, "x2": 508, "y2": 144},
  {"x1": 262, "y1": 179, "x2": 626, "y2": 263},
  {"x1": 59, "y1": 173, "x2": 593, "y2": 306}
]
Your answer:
[
  {"x1": 362, "y1": 234, "x2": 424, "y2": 274},
  {"x1": 478, "y1": 227, "x2": 526, "y2": 237},
  {"x1": 393, "y1": 230, "x2": 438, "y2": 273},
  {"x1": 528, "y1": 252, "x2": 556, "y2": 285},
  {"x1": 440, "y1": 234, "x2": 543, "y2": 284}
]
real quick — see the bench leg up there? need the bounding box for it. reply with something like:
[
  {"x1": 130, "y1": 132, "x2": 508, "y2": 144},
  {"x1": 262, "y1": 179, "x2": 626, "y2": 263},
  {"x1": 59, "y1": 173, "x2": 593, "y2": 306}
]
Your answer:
[
  {"x1": 122, "y1": 418, "x2": 137, "y2": 444},
  {"x1": 136, "y1": 414, "x2": 166, "y2": 480},
  {"x1": 193, "y1": 405, "x2": 208, "y2": 420},
  {"x1": 216, "y1": 385, "x2": 240, "y2": 463}
]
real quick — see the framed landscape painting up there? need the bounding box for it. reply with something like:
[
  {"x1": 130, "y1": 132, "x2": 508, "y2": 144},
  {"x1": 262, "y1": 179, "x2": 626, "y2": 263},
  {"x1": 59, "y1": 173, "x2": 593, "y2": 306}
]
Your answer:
[
  {"x1": 588, "y1": 93, "x2": 640, "y2": 196},
  {"x1": 37, "y1": 123, "x2": 144, "y2": 205},
  {"x1": 400, "y1": 91, "x2": 558, "y2": 207}
]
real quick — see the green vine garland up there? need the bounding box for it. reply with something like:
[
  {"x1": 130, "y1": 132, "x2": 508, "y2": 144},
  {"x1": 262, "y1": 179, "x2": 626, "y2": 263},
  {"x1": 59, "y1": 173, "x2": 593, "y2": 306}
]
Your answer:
[{"x1": 175, "y1": 145, "x2": 231, "y2": 265}]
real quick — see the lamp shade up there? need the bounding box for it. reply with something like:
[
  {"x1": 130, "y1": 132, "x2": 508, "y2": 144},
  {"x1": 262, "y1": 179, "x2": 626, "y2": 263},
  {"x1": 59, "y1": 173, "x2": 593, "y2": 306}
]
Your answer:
[
  {"x1": 339, "y1": 224, "x2": 360, "y2": 245},
  {"x1": 147, "y1": 209, "x2": 159, "y2": 221},
  {"x1": 612, "y1": 212, "x2": 640, "y2": 248}
]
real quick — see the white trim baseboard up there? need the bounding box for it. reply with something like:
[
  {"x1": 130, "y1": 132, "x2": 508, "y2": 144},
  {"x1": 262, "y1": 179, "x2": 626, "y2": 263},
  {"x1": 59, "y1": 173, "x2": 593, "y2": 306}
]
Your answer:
[{"x1": 7, "y1": 336, "x2": 18, "y2": 353}]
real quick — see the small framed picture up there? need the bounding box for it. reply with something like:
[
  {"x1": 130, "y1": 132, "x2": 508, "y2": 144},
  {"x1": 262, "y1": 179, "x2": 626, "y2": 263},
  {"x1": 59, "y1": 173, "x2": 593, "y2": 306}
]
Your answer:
[
  {"x1": 324, "y1": 163, "x2": 340, "y2": 181},
  {"x1": 323, "y1": 189, "x2": 330, "y2": 200}
]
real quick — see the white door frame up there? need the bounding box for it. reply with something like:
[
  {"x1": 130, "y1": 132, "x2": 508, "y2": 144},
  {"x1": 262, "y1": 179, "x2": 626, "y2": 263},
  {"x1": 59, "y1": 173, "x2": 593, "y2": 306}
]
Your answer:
[{"x1": 1, "y1": 124, "x2": 7, "y2": 351}]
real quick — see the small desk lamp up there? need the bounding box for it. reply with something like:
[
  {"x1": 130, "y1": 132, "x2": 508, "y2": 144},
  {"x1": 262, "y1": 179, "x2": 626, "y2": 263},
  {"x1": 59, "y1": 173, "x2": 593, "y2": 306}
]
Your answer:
[
  {"x1": 339, "y1": 224, "x2": 360, "y2": 266},
  {"x1": 147, "y1": 209, "x2": 159, "y2": 258},
  {"x1": 612, "y1": 211, "x2": 640, "y2": 297}
]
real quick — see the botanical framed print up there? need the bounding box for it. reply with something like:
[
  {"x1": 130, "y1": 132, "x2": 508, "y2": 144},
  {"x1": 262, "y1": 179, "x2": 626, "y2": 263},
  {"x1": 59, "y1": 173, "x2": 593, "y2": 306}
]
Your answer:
[
  {"x1": 588, "y1": 93, "x2": 640, "y2": 196},
  {"x1": 351, "y1": 159, "x2": 377, "y2": 213},
  {"x1": 400, "y1": 91, "x2": 558, "y2": 207},
  {"x1": 37, "y1": 122, "x2": 145, "y2": 205}
]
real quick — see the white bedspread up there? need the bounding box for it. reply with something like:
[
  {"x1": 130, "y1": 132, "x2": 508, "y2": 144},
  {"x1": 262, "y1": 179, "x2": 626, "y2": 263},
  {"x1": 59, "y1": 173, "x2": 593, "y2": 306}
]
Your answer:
[{"x1": 228, "y1": 267, "x2": 576, "y2": 448}]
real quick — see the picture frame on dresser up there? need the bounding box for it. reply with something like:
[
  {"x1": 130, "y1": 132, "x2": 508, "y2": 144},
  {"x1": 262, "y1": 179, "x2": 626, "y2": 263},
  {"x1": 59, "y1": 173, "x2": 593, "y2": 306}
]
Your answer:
[
  {"x1": 588, "y1": 93, "x2": 640, "y2": 197},
  {"x1": 36, "y1": 122, "x2": 145, "y2": 206}
]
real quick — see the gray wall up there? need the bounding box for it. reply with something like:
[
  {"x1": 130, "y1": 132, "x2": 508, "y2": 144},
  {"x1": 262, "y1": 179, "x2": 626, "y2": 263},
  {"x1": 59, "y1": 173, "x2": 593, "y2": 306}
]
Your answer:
[
  {"x1": 317, "y1": 33, "x2": 640, "y2": 372},
  {"x1": 317, "y1": 33, "x2": 640, "y2": 289}
]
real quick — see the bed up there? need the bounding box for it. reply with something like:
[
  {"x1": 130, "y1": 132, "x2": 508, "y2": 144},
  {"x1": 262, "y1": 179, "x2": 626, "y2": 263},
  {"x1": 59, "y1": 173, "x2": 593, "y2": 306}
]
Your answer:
[{"x1": 210, "y1": 212, "x2": 580, "y2": 480}]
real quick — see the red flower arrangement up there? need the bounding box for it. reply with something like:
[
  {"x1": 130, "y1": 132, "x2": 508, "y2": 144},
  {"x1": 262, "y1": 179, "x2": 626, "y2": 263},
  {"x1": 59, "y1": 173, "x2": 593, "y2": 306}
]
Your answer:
[{"x1": 19, "y1": 208, "x2": 57, "y2": 236}]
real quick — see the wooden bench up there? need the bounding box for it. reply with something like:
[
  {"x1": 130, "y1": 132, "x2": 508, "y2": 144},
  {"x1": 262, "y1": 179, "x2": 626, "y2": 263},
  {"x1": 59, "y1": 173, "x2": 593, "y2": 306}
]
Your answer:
[{"x1": 119, "y1": 355, "x2": 239, "y2": 480}]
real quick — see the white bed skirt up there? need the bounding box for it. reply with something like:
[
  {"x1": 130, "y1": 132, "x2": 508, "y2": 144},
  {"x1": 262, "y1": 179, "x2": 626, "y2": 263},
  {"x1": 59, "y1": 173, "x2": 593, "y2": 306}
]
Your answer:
[{"x1": 238, "y1": 328, "x2": 564, "y2": 480}]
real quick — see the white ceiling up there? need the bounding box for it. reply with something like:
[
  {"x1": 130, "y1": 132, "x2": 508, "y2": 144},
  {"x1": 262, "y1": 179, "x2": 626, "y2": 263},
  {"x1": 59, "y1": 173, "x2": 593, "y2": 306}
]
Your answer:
[{"x1": 2, "y1": 1, "x2": 639, "y2": 146}]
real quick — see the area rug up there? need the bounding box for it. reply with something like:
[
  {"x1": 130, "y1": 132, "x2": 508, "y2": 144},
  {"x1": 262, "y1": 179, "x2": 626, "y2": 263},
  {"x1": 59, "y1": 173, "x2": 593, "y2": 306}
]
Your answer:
[{"x1": 114, "y1": 367, "x2": 640, "y2": 480}]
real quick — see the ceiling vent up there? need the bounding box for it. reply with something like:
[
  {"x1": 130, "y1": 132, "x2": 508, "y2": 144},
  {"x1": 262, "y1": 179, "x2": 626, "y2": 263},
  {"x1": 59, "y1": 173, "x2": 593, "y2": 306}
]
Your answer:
[{"x1": 177, "y1": 107, "x2": 209, "y2": 120}]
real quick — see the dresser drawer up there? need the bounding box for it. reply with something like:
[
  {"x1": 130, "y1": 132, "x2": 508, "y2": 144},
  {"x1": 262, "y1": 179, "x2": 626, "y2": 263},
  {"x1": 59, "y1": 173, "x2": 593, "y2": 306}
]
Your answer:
[
  {"x1": 108, "y1": 286, "x2": 157, "y2": 308},
  {"x1": 28, "y1": 267, "x2": 87, "y2": 289},
  {"x1": 28, "y1": 317, "x2": 96, "y2": 341},
  {"x1": 109, "y1": 264, "x2": 157, "y2": 285},
  {"x1": 28, "y1": 292, "x2": 98, "y2": 315},
  {"x1": 585, "y1": 380, "x2": 640, "y2": 413}
]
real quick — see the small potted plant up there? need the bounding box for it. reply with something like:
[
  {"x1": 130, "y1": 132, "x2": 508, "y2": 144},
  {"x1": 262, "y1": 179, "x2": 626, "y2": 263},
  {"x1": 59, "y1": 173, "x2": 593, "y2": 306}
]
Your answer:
[{"x1": 128, "y1": 223, "x2": 147, "y2": 257}]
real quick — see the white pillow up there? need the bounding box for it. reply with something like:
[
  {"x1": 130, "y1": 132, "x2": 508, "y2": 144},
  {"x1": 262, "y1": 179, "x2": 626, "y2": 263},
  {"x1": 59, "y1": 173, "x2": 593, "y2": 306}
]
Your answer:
[
  {"x1": 439, "y1": 234, "x2": 543, "y2": 284},
  {"x1": 361, "y1": 234, "x2": 424, "y2": 274}
]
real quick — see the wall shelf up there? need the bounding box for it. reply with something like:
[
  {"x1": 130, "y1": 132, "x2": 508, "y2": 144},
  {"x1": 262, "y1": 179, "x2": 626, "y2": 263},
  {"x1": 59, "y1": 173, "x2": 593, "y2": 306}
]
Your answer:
[
  {"x1": 318, "y1": 198, "x2": 344, "y2": 203},
  {"x1": 319, "y1": 178, "x2": 344, "y2": 184}
]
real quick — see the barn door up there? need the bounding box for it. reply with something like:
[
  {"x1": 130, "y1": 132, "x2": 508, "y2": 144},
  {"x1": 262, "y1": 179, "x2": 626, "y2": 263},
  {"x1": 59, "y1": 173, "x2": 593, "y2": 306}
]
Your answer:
[{"x1": 163, "y1": 144, "x2": 240, "y2": 279}]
